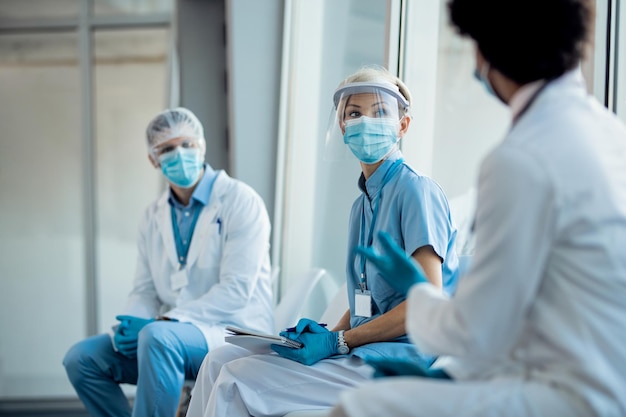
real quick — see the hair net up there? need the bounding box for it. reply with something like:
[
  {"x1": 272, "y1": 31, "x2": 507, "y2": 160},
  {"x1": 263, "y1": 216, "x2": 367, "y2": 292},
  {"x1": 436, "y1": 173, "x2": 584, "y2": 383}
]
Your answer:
[{"x1": 146, "y1": 107, "x2": 205, "y2": 149}]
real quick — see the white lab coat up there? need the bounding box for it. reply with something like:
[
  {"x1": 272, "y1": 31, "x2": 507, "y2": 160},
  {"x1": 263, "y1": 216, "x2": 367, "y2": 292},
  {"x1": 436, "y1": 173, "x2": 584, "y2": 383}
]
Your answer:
[
  {"x1": 337, "y1": 70, "x2": 626, "y2": 417},
  {"x1": 123, "y1": 170, "x2": 274, "y2": 350}
]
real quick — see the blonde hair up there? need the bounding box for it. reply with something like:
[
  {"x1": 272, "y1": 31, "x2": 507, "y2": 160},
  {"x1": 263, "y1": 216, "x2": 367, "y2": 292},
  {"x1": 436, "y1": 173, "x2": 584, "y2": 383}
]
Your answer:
[{"x1": 337, "y1": 65, "x2": 412, "y2": 117}]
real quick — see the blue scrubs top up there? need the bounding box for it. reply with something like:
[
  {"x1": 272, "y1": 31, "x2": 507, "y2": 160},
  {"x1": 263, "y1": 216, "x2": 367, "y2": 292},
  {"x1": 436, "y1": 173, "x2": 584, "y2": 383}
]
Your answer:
[{"x1": 346, "y1": 150, "x2": 459, "y2": 363}]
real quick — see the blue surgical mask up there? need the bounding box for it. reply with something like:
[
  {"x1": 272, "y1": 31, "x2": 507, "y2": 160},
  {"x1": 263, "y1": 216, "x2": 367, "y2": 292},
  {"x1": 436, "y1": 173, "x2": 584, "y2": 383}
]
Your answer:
[
  {"x1": 158, "y1": 147, "x2": 204, "y2": 188},
  {"x1": 343, "y1": 116, "x2": 399, "y2": 164}
]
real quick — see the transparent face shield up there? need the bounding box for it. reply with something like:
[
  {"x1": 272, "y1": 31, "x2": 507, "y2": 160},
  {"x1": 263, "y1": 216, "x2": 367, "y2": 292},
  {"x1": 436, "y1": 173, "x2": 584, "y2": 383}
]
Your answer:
[
  {"x1": 150, "y1": 136, "x2": 206, "y2": 162},
  {"x1": 324, "y1": 81, "x2": 410, "y2": 163}
]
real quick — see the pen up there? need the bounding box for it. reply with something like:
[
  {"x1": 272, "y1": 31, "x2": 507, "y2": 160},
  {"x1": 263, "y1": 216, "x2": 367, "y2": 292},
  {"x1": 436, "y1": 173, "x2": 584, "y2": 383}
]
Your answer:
[{"x1": 283, "y1": 323, "x2": 327, "y2": 332}]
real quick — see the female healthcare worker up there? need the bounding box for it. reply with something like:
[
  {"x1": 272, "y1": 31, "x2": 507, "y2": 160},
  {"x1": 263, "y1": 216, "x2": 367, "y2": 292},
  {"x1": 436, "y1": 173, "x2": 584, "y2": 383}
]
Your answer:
[
  {"x1": 63, "y1": 107, "x2": 274, "y2": 417},
  {"x1": 332, "y1": 1, "x2": 626, "y2": 416},
  {"x1": 185, "y1": 66, "x2": 459, "y2": 417}
]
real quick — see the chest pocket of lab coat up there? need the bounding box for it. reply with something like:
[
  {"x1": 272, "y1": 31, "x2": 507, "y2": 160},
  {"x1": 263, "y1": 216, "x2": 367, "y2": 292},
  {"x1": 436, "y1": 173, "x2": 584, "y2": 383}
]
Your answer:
[{"x1": 196, "y1": 223, "x2": 223, "y2": 269}]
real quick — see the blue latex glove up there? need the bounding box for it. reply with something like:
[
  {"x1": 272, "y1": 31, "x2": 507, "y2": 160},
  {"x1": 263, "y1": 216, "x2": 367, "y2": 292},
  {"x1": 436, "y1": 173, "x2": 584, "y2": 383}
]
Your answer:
[
  {"x1": 355, "y1": 231, "x2": 428, "y2": 297},
  {"x1": 365, "y1": 357, "x2": 451, "y2": 380},
  {"x1": 113, "y1": 315, "x2": 155, "y2": 358},
  {"x1": 271, "y1": 318, "x2": 338, "y2": 365}
]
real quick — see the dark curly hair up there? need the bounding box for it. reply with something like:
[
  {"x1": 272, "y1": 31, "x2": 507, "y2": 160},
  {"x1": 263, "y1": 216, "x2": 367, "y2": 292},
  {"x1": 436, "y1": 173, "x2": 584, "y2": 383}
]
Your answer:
[{"x1": 447, "y1": 0, "x2": 594, "y2": 84}]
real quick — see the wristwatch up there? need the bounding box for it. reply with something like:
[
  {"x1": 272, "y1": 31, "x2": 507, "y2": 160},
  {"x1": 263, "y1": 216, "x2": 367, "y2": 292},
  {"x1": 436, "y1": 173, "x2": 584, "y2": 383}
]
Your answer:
[{"x1": 337, "y1": 330, "x2": 350, "y2": 354}]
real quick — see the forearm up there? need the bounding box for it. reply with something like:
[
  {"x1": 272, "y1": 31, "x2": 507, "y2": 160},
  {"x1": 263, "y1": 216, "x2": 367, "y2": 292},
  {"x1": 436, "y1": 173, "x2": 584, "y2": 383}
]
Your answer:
[
  {"x1": 331, "y1": 309, "x2": 352, "y2": 332},
  {"x1": 343, "y1": 302, "x2": 406, "y2": 348}
]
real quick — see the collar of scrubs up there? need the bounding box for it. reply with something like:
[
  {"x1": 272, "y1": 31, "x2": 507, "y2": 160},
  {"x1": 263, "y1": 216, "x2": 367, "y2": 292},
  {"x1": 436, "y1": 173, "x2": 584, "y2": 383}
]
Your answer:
[
  {"x1": 167, "y1": 164, "x2": 218, "y2": 209},
  {"x1": 358, "y1": 149, "x2": 404, "y2": 199}
]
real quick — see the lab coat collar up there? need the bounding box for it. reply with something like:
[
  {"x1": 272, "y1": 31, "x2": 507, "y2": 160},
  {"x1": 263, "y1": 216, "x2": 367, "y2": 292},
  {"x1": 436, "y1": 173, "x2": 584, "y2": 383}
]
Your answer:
[
  {"x1": 156, "y1": 170, "x2": 227, "y2": 270},
  {"x1": 184, "y1": 171, "x2": 226, "y2": 268},
  {"x1": 509, "y1": 67, "x2": 586, "y2": 121},
  {"x1": 509, "y1": 79, "x2": 545, "y2": 121},
  {"x1": 167, "y1": 164, "x2": 217, "y2": 208},
  {"x1": 358, "y1": 149, "x2": 403, "y2": 199}
]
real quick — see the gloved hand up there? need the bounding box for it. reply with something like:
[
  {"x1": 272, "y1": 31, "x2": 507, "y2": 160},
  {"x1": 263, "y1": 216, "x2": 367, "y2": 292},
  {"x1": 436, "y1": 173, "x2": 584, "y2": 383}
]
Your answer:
[
  {"x1": 365, "y1": 357, "x2": 451, "y2": 380},
  {"x1": 271, "y1": 318, "x2": 338, "y2": 366},
  {"x1": 113, "y1": 315, "x2": 155, "y2": 358},
  {"x1": 281, "y1": 318, "x2": 325, "y2": 339},
  {"x1": 355, "y1": 231, "x2": 428, "y2": 297}
]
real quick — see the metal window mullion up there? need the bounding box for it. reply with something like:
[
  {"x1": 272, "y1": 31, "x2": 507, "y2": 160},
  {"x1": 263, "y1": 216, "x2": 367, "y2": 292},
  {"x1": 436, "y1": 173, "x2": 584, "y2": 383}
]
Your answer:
[
  {"x1": 610, "y1": 0, "x2": 620, "y2": 114},
  {"x1": 79, "y1": 0, "x2": 98, "y2": 337},
  {"x1": 0, "y1": 17, "x2": 78, "y2": 32},
  {"x1": 385, "y1": 0, "x2": 402, "y2": 76},
  {"x1": 89, "y1": 13, "x2": 171, "y2": 29}
]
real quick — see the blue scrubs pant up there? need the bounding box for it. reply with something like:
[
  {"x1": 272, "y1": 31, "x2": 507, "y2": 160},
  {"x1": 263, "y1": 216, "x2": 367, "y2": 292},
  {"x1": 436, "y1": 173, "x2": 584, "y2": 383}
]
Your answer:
[{"x1": 63, "y1": 321, "x2": 208, "y2": 417}]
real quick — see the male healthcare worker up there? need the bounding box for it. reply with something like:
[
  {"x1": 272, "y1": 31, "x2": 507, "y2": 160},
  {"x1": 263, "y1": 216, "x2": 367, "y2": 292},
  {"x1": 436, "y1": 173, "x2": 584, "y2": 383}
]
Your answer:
[
  {"x1": 331, "y1": 0, "x2": 626, "y2": 416},
  {"x1": 63, "y1": 107, "x2": 274, "y2": 417}
]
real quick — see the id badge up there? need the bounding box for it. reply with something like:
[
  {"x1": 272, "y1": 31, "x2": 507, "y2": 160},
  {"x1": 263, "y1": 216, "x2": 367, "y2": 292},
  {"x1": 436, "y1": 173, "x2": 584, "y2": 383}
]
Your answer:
[
  {"x1": 354, "y1": 289, "x2": 372, "y2": 318},
  {"x1": 171, "y1": 268, "x2": 189, "y2": 291}
]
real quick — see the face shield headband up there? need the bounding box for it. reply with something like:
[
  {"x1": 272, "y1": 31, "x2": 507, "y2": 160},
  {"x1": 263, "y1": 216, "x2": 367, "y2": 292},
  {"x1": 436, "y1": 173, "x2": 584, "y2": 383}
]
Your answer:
[{"x1": 333, "y1": 81, "x2": 410, "y2": 113}]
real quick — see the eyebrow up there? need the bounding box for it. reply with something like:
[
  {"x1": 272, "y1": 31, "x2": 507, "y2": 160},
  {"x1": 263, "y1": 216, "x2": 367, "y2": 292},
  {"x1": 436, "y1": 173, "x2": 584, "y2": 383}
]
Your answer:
[{"x1": 345, "y1": 101, "x2": 389, "y2": 109}]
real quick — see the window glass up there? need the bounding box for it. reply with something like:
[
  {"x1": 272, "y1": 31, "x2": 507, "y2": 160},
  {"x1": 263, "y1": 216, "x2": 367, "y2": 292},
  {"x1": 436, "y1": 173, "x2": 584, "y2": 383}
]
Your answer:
[
  {"x1": 277, "y1": 0, "x2": 391, "y2": 293},
  {"x1": 0, "y1": 31, "x2": 83, "y2": 398},
  {"x1": 0, "y1": 0, "x2": 78, "y2": 19},
  {"x1": 94, "y1": 28, "x2": 169, "y2": 333}
]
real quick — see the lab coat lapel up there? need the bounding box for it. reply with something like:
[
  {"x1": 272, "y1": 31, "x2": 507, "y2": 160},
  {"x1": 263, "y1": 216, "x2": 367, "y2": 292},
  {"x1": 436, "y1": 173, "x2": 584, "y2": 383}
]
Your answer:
[
  {"x1": 185, "y1": 173, "x2": 224, "y2": 268},
  {"x1": 155, "y1": 192, "x2": 180, "y2": 269}
]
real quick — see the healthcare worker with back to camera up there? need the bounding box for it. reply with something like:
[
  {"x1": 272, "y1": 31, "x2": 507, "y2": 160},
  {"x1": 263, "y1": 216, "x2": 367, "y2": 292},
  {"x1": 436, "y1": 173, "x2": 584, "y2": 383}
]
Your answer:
[
  {"x1": 330, "y1": 0, "x2": 626, "y2": 416},
  {"x1": 63, "y1": 107, "x2": 274, "y2": 417}
]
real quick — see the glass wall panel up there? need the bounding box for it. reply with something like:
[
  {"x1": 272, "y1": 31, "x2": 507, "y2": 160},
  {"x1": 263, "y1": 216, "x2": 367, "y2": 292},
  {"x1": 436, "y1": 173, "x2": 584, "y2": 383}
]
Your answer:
[
  {"x1": 278, "y1": 0, "x2": 390, "y2": 293},
  {"x1": 94, "y1": 28, "x2": 168, "y2": 333},
  {"x1": 0, "y1": 32, "x2": 83, "y2": 398},
  {"x1": 93, "y1": 0, "x2": 173, "y2": 16},
  {"x1": 0, "y1": 0, "x2": 79, "y2": 19},
  {"x1": 402, "y1": 0, "x2": 603, "y2": 255}
]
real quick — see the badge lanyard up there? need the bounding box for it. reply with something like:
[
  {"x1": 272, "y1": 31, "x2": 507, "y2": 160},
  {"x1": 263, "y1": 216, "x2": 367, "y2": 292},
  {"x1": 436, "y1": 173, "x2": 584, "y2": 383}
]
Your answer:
[
  {"x1": 171, "y1": 205, "x2": 203, "y2": 269},
  {"x1": 358, "y1": 158, "x2": 404, "y2": 292}
]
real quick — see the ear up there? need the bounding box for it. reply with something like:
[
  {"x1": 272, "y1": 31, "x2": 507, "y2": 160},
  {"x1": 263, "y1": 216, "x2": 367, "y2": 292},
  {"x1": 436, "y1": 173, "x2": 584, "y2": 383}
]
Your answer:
[
  {"x1": 398, "y1": 115, "x2": 411, "y2": 137},
  {"x1": 148, "y1": 153, "x2": 159, "y2": 168}
]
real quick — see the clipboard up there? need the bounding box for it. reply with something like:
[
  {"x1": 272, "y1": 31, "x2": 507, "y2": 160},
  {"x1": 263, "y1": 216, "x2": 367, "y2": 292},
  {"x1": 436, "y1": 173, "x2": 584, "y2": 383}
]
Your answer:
[{"x1": 224, "y1": 325, "x2": 303, "y2": 354}]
